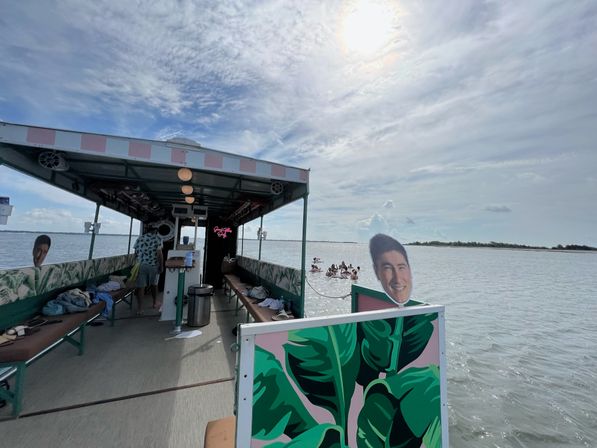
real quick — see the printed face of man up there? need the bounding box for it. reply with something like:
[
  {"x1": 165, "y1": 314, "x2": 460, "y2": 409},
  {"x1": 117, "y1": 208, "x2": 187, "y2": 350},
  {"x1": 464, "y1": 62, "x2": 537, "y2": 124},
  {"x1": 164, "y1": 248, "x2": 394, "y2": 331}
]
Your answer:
[
  {"x1": 33, "y1": 243, "x2": 50, "y2": 267},
  {"x1": 374, "y1": 250, "x2": 412, "y2": 304}
]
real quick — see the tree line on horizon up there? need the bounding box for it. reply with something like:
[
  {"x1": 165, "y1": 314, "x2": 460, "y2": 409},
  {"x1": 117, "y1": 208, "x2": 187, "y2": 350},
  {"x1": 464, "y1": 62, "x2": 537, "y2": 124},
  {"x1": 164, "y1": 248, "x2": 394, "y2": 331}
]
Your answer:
[{"x1": 407, "y1": 241, "x2": 597, "y2": 251}]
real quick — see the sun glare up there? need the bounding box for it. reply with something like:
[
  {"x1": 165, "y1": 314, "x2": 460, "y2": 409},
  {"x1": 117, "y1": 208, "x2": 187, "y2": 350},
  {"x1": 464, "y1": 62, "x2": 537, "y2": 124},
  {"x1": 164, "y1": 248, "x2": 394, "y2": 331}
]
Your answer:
[{"x1": 341, "y1": 0, "x2": 396, "y2": 55}]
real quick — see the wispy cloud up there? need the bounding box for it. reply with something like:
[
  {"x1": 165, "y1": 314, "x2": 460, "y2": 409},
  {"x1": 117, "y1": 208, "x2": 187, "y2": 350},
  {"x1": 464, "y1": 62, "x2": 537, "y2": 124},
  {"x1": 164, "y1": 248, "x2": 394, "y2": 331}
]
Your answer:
[
  {"x1": 0, "y1": 167, "x2": 91, "y2": 208},
  {"x1": 485, "y1": 205, "x2": 512, "y2": 213},
  {"x1": 20, "y1": 208, "x2": 84, "y2": 229}
]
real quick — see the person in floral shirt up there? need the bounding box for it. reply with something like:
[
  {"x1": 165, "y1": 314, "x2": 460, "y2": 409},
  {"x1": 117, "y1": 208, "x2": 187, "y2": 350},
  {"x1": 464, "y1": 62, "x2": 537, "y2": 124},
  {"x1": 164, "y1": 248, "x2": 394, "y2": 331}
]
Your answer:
[{"x1": 133, "y1": 224, "x2": 163, "y2": 313}]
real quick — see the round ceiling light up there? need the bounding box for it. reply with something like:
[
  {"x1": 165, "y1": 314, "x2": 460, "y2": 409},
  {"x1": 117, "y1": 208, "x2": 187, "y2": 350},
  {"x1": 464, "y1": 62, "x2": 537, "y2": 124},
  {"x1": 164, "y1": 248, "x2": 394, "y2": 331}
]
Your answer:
[
  {"x1": 184, "y1": 196, "x2": 195, "y2": 204},
  {"x1": 177, "y1": 168, "x2": 193, "y2": 181},
  {"x1": 181, "y1": 185, "x2": 193, "y2": 195}
]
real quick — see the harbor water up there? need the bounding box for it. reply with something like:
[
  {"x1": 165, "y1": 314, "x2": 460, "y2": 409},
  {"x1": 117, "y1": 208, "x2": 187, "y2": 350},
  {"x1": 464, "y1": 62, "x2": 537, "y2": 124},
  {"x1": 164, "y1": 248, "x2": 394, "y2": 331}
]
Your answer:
[{"x1": 1, "y1": 232, "x2": 596, "y2": 447}]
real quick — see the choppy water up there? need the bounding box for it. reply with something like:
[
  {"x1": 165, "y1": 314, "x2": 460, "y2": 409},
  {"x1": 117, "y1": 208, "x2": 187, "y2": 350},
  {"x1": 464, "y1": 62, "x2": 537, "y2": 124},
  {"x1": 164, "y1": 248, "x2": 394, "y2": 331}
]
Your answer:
[{"x1": 2, "y1": 232, "x2": 596, "y2": 447}]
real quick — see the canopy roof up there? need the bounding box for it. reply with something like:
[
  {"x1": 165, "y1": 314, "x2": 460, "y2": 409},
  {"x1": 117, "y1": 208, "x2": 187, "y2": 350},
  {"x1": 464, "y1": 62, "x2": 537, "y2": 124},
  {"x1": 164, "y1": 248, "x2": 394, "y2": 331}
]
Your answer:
[{"x1": 0, "y1": 121, "x2": 309, "y2": 226}]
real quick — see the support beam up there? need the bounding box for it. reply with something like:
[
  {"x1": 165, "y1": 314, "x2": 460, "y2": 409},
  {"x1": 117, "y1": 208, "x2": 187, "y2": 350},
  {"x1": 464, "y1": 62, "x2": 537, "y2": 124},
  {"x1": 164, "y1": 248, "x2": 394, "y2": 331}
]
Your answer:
[
  {"x1": 88, "y1": 203, "x2": 100, "y2": 260},
  {"x1": 127, "y1": 216, "x2": 133, "y2": 254},
  {"x1": 300, "y1": 194, "x2": 308, "y2": 318}
]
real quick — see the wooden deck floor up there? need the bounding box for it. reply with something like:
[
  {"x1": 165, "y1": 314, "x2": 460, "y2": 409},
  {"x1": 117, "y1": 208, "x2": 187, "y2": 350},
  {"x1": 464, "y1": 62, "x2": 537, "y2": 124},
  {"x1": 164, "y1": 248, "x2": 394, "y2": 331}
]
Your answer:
[{"x1": 0, "y1": 288, "x2": 242, "y2": 447}]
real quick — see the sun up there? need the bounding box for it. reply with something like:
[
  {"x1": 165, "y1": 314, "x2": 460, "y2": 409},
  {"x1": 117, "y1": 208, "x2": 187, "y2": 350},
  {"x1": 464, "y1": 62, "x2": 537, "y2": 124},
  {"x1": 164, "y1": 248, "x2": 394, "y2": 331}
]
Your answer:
[{"x1": 340, "y1": 0, "x2": 397, "y2": 55}]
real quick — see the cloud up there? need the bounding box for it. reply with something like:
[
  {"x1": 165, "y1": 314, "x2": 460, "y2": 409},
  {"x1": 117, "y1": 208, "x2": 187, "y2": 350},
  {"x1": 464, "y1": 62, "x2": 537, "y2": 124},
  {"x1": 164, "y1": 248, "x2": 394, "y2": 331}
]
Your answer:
[
  {"x1": 0, "y1": 167, "x2": 91, "y2": 208},
  {"x1": 409, "y1": 154, "x2": 572, "y2": 178},
  {"x1": 485, "y1": 205, "x2": 512, "y2": 213},
  {"x1": 517, "y1": 172, "x2": 545, "y2": 183},
  {"x1": 1, "y1": 1, "x2": 596, "y2": 245},
  {"x1": 20, "y1": 208, "x2": 84, "y2": 228},
  {"x1": 356, "y1": 213, "x2": 389, "y2": 241}
]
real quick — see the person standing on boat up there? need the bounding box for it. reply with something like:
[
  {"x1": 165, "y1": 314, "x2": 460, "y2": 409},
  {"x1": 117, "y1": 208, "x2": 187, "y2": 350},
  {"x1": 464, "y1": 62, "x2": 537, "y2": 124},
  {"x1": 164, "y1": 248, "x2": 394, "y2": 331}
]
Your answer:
[
  {"x1": 133, "y1": 223, "x2": 163, "y2": 313},
  {"x1": 369, "y1": 233, "x2": 422, "y2": 307},
  {"x1": 32, "y1": 234, "x2": 51, "y2": 267}
]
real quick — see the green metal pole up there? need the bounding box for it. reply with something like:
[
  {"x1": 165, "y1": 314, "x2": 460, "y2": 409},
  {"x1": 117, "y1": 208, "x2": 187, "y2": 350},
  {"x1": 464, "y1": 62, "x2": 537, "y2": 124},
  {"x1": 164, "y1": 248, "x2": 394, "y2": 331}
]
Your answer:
[
  {"x1": 258, "y1": 215, "x2": 263, "y2": 260},
  {"x1": 174, "y1": 268, "x2": 185, "y2": 333},
  {"x1": 300, "y1": 194, "x2": 308, "y2": 318},
  {"x1": 13, "y1": 362, "x2": 25, "y2": 417},
  {"x1": 88, "y1": 203, "x2": 100, "y2": 260},
  {"x1": 127, "y1": 216, "x2": 133, "y2": 254}
]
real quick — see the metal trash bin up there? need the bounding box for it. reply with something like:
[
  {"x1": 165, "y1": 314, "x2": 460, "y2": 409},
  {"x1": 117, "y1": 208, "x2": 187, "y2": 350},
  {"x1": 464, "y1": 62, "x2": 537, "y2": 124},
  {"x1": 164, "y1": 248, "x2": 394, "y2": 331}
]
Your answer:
[{"x1": 187, "y1": 284, "x2": 213, "y2": 327}]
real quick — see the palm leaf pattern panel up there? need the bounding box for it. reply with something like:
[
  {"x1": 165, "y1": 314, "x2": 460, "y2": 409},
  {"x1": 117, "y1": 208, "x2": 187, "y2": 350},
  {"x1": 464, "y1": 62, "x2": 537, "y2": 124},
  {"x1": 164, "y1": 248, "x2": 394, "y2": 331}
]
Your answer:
[
  {"x1": 0, "y1": 254, "x2": 135, "y2": 305},
  {"x1": 238, "y1": 256, "x2": 301, "y2": 296},
  {"x1": 0, "y1": 269, "x2": 35, "y2": 305}
]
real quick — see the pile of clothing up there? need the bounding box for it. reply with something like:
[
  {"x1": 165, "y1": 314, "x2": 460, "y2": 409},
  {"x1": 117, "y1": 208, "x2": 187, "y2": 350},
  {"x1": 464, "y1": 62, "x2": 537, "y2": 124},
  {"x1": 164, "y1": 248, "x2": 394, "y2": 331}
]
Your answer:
[{"x1": 42, "y1": 288, "x2": 91, "y2": 315}]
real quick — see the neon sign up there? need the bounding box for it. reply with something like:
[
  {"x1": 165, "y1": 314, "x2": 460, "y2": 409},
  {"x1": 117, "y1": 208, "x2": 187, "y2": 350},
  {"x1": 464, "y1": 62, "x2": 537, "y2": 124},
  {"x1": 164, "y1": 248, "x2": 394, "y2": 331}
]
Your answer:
[{"x1": 214, "y1": 226, "x2": 232, "y2": 238}]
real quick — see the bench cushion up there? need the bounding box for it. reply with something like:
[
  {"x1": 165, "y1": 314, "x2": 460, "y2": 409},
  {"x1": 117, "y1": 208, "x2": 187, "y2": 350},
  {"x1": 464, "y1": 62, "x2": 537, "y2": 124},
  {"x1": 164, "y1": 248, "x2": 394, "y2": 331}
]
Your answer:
[{"x1": 0, "y1": 302, "x2": 104, "y2": 363}]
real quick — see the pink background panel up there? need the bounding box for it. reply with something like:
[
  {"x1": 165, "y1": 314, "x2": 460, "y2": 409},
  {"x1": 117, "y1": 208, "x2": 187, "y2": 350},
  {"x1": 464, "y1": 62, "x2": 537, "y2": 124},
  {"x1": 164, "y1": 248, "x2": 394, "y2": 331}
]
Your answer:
[{"x1": 357, "y1": 294, "x2": 395, "y2": 312}]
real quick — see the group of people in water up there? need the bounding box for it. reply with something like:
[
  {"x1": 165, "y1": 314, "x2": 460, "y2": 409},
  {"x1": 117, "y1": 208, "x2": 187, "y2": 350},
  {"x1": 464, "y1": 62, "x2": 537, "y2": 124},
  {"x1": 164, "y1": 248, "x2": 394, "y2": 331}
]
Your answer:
[{"x1": 310, "y1": 258, "x2": 360, "y2": 280}]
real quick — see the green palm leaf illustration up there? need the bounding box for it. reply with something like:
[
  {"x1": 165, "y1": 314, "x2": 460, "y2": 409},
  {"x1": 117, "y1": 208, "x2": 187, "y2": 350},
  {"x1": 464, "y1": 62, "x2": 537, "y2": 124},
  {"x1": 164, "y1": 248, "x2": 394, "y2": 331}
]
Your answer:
[
  {"x1": 284, "y1": 323, "x2": 359, "y2": 433},
  {"x1": 264, "y1": 423, "x2": 344, "y2": 447},
  {"x1": 253, "y1": 346, "x2": 317, "y2": 440},
  {"x1": 357, "y1": 317, "x2": 404, "y2": 385},
  {"x1": 398, "y1": 313, "x2": 436, "y2": 370},
  {"x1": 357, "y1": 314, "x2": 436, "y2": 386},
  {"x1": 357, "y1": 365, "x2": 441, "y2": 448}
]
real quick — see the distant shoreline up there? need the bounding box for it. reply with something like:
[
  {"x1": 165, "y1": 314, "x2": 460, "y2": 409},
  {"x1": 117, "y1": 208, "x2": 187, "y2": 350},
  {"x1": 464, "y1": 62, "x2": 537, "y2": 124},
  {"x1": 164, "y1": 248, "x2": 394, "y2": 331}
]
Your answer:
[{"x1": 407, "y1": 241, "x2": 597, "y2": 252}]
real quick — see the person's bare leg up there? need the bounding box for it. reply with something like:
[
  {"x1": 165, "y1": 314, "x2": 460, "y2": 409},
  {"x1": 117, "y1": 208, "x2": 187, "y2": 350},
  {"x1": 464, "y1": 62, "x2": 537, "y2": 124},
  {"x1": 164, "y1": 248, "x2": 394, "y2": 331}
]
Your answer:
[
  {"x1": 135, "y1": 287, "x2": 144, "y2": 313},
  {"x1": 150, "y1": 285, "x2": 158, "y2": 308}
]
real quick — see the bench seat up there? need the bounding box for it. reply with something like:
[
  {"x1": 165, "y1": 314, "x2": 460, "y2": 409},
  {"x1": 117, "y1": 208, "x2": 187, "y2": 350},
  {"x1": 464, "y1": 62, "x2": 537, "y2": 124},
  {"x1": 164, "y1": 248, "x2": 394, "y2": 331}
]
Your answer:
[
  {"x1": 0, "y1": 287, "x2": 135, "y2": 417},
  {"x1": 0, "y1": 302, "x2": 103, "y2": 363},
  {"x1": 223, "y1": 274, "x2": 278, "y2": 322}
]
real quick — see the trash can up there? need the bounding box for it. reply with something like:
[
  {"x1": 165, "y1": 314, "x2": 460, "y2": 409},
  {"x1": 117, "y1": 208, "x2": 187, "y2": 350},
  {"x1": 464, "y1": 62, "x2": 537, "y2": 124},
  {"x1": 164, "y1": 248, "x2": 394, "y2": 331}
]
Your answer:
[{"x1": 187, "y1": 284, "x2": 213, "y2": 327}]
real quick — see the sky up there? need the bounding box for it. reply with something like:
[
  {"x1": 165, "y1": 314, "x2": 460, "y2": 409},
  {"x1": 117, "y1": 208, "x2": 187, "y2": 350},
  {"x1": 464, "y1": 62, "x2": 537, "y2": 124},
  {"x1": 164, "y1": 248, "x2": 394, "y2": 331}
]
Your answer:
[{"x1": 0, "y1": 0, "x2": 596, "y2": 246}]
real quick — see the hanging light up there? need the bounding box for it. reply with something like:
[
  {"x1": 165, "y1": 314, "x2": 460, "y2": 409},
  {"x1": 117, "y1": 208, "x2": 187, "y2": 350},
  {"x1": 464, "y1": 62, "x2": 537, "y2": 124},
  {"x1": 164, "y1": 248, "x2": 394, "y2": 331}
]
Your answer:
[
  {"x1": 181, "y1": 185, "x2": 193, "y2": 195},
  {"x1": 177, "y1": 167, "x2": 192, "y2": 181},
  {"x1": 185, "y1": 196, "x2": 195, "y2": 204}
]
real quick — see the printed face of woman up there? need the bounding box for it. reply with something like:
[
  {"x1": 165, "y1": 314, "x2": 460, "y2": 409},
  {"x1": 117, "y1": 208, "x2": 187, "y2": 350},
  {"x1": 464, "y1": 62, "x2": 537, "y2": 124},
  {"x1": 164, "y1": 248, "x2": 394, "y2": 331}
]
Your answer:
[
  {"x1": 374, "y1": 250, "x2": 412, "y2": 304},
  {"x1": 33, "y1": 243, "x2": 50, "y2": 267}
]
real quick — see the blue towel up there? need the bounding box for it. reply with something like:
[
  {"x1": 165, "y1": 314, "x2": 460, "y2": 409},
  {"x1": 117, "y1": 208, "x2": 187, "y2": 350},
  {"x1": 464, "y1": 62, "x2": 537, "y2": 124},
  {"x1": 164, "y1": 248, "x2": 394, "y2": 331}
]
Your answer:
[{"x1": 93, "y1": 291, "x2": 114, "y2": 317}]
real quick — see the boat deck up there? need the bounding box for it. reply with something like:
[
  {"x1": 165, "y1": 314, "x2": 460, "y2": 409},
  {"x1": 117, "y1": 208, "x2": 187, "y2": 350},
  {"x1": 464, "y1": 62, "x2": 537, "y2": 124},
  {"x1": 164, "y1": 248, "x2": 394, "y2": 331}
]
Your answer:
[{"x1": 0, "y1": 288, "x2": 240, "y2": 447}]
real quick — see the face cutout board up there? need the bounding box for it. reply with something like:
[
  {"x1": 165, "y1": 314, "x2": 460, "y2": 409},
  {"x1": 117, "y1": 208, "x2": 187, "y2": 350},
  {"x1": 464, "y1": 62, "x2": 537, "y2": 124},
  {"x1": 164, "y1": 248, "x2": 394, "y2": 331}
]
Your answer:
[{"x1": 236, "y1": 303, "x2": 448, "y2": 447}]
